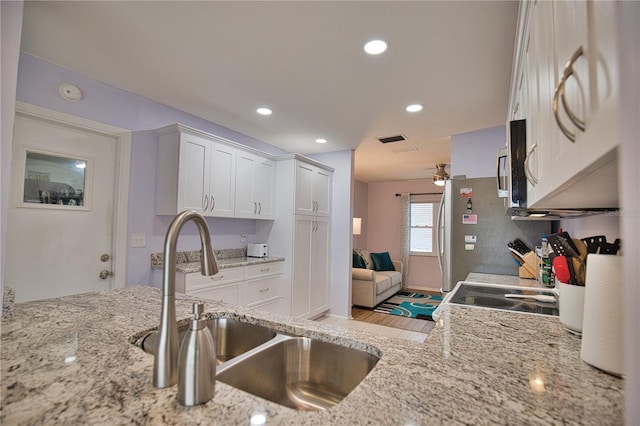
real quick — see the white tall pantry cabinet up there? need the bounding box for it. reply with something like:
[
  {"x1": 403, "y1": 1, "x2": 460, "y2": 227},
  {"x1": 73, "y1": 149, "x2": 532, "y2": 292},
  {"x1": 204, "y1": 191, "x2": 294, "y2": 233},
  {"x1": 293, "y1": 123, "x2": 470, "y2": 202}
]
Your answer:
[{"x1": 269, "y1": 155, "x2": 333, "y2": 319}]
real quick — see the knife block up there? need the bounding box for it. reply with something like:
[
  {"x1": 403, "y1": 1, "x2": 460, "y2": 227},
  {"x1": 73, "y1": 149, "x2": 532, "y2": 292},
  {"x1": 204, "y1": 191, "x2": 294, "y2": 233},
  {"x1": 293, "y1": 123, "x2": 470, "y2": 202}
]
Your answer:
[{"x1": 518, "y1": 251, "x2": 539, "y2": 279}]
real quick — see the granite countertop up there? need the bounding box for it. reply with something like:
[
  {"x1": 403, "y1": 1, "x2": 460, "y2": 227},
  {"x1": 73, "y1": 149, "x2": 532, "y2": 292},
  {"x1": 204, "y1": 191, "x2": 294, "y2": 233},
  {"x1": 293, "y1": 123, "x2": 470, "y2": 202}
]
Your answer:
[
  {"x1": 466, "y1": 272, "x2": 543, "y2": 288},
  {"x1": 1, "y1": 284, "x2": 623, "y2": 425},
  {"x1": 149, "y1": 249, "x2": 284, "y2": 274},
  {"x1": 175, "y1": 257, "x2": 285, "y2": 274}
]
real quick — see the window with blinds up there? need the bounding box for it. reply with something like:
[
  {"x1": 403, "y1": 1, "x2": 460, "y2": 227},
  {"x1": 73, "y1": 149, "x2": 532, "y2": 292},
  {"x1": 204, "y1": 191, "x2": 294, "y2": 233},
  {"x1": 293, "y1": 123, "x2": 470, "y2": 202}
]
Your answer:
[{"x1": 410, "y1": 202, "x2": 437, "y2": 254}]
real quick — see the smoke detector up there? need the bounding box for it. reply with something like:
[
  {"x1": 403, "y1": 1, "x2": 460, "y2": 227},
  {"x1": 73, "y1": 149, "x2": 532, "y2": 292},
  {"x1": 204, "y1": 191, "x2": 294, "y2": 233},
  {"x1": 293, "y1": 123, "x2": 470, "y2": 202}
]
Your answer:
[{"x1": 59, "y1": 83, "x2": 82, "y2": 102}]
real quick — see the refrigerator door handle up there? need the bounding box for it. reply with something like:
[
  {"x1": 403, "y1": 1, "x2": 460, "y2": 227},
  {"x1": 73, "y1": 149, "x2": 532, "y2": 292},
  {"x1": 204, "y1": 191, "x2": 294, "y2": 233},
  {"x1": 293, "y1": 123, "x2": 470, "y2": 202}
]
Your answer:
[{"x1": 436, "y1": 191, "x2": 445, "y2": 275}]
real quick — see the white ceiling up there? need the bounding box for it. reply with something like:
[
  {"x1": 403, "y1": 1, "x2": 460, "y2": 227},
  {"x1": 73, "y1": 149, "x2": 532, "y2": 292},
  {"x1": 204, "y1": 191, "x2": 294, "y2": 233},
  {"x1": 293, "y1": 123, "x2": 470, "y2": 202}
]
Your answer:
[{"x1": 19, "y1": 1, "x2": 518, "y2": 183}]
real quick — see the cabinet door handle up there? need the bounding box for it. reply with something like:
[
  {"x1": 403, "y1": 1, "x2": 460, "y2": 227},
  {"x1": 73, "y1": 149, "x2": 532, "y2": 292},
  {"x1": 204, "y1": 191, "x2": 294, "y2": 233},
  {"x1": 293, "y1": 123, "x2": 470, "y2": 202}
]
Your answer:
[
  {"x1": 210, "y1": 195, "x2": 215, "y2": 212},
  {"x1": 260, "y1": 268, "x2": 270, "y2": 273},
  {"x1": 210, "y1": 275, "x2": 223, "y2": 281},
  {"x1": 259, "y1": 288, "x2": 270, "y2": 293},
  {"x1": 253, "y1": 202, "x2": 257, "y2": 214},
  {"x1": 203, "y1": 195, "x2": 209, "y2": 211},
  {"x1": 524, "y1": 143, "x2": 539, "y2": 186},
  {"x1": 258, "y1": 202, "x2": 262, "y2": 215},
  {"x1": 553, "y1": 46, "x2": 586, "y2": 142}
]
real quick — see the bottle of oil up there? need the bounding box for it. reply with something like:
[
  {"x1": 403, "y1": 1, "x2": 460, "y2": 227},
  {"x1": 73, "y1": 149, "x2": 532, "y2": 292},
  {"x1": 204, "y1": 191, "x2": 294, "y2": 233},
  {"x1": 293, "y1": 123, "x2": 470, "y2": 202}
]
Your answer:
[{"x1": 540, "y1": 235, "x2": 552, "y2": 287}]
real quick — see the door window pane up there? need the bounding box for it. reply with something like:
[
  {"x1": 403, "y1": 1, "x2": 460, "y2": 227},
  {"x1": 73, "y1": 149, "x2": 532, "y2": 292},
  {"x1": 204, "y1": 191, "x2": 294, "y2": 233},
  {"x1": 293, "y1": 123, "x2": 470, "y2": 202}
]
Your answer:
[{"x1": 23, "y1": 151, "x2": 86, "y2": 207}]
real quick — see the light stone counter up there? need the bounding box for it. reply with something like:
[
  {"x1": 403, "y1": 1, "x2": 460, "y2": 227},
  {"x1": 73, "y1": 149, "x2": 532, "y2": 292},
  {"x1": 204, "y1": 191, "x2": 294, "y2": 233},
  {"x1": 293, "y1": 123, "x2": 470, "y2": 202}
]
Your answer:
[
  {"x1": 466, "y1": 272, "x2": 543, "y2": 288},
  {"x1": 1, "y1": 285, "x2": 623, "y2": 425}
]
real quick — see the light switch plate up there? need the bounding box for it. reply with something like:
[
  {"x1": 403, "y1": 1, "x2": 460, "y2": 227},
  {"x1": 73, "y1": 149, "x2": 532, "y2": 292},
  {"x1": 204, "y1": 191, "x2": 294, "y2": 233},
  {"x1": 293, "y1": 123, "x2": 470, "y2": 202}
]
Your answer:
[
  {"x1": 131, "y1": 233, "x2": 146, "y2": 248},
  {"x1": 465, "y1": 244, "x2": 475, "y2": 251},
  {"x1": 465, "y1": 235, "x2": 477, "y2": 243}
]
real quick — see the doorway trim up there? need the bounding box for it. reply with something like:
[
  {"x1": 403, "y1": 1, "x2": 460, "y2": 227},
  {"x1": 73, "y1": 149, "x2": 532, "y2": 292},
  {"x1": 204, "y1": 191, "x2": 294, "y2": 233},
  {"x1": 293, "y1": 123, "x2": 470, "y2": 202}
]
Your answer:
[{"x1": 14, "y1": 101, "x2": 132, "y2": 289}]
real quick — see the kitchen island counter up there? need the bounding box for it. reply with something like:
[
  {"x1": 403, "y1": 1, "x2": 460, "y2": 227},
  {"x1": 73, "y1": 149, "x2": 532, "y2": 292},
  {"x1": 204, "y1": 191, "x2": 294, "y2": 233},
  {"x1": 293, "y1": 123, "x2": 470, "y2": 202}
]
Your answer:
[{"x1": 1, "y1": 285, "x2": 622, "y2": 425}]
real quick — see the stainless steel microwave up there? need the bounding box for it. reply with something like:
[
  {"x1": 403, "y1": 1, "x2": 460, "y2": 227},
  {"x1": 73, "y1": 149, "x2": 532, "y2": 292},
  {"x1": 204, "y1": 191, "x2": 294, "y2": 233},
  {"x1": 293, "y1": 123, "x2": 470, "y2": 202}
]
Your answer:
[
  {"x1": 497, "y1": 119, "x2": 593, "y2": 219},
  {"x1": 497, "y1": 119, "x2": 529, "y2": 215}
]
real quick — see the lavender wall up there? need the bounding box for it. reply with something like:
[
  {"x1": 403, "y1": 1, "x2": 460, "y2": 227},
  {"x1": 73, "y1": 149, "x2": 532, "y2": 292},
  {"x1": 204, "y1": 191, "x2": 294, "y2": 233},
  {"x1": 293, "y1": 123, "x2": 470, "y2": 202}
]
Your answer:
[
  {"x1": 16, "y1": 53, "x2": 288, "y2": 285},
  {"x1": 450, "y1": 125, "x2": 506, "y2": 178}
]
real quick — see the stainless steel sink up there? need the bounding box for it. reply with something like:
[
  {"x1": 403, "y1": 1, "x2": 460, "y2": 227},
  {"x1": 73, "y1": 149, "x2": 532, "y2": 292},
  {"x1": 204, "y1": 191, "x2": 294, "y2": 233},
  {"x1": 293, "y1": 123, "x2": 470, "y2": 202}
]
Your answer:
[
  {"x1": 216, "y1": 335, "x2": 380, "y2": 411},
  {"x1": 140, "y1": 318, "x2": 277, "y2": 364}
]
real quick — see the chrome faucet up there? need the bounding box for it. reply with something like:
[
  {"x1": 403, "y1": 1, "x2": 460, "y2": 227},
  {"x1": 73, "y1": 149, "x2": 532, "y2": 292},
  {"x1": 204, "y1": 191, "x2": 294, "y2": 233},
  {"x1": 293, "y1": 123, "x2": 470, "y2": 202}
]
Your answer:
[{"x1": 153, "y1": 210, "x2": 218, "y2": 388}]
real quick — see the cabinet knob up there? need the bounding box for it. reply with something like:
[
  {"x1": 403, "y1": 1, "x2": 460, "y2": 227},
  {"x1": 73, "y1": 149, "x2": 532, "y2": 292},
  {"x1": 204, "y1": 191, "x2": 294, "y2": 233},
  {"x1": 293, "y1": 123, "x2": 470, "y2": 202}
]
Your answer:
[{"x1": 99, "y1": 270, "x2": 113, "y2": 280}]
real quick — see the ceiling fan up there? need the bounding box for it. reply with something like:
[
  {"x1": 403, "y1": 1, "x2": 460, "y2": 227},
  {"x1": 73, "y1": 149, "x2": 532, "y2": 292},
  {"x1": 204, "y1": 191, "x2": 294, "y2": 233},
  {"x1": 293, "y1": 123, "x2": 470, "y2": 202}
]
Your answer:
[{"x1": 425, "y1": 164, "x2": 450, "y2": 186}]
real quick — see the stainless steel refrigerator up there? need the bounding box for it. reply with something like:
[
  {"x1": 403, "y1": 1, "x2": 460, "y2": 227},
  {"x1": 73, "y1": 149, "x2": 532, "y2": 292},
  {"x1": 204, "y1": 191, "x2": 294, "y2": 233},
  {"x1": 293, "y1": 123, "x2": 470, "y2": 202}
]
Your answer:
[{"x1": 436, "y1": 177, "x2": 551, "y2": 292}]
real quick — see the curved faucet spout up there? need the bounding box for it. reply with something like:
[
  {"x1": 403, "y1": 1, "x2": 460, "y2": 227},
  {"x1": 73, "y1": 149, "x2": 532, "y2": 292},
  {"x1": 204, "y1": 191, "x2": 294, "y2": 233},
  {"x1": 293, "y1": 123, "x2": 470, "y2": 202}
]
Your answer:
[{"x1": 153, "y1": 210, "x2": 218, "y2": 388}]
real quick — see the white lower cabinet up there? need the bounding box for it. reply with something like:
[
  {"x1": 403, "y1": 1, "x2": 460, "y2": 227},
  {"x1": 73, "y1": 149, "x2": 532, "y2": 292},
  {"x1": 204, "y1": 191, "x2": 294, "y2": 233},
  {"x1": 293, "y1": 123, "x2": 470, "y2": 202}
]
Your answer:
[
  {"x1": 188, "y1": 282, "x2": 242, "y2": 306},
  {"x1": 178, "y1": 261, "x2": 287, "y2": 315}
]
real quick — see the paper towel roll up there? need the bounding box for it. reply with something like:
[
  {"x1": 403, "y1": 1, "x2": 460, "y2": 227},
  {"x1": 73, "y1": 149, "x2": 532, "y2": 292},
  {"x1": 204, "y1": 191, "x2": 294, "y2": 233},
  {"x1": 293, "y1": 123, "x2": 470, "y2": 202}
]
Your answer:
[{"x1": 580, "y1": 254, "x2": 624, "y2": 376}]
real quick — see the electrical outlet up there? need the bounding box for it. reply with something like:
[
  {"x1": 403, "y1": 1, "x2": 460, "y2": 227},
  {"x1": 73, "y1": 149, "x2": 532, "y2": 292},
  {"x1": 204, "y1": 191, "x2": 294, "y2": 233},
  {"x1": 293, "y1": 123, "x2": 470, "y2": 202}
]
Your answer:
[
  {"x1": 240, "y1": 234, "x2": 247, "y2": 243},
  {"x1": 131, "y1": 233, "x2": 146, "y2": 248}
]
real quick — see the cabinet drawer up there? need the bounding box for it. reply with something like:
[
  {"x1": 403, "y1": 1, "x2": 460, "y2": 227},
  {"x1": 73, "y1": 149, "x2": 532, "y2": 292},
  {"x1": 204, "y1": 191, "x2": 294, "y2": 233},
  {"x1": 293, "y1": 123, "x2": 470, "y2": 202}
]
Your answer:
[
  {"x1": 244, "y1": 262, "x2": 284, "y2": 280},
  {"x1": 245, "y1": 276, "x2": 284, "y2": 305},
  {"x1": 187, "y1": 282, "x2": 241, "y2": 306},
  {"x1": 250, "y1": 297, "x2": 289, "y2": 316},
  {"x1": 184, "y1": 267, "x2": 244, "y2": 291}
]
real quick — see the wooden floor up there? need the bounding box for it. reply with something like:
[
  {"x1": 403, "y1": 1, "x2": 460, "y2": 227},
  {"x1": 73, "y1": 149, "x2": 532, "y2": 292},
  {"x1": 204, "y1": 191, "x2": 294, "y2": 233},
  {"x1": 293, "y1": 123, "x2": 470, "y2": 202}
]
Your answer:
[{"x1": 352, "y1": 288, "x2": 441, "y2": 334}]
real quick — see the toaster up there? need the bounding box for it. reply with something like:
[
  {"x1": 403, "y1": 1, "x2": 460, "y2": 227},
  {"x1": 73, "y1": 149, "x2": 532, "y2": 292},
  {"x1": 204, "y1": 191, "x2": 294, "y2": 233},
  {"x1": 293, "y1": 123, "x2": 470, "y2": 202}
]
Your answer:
[{"x1": 247, "y1": 243, "x2": 268, "y2": 258}]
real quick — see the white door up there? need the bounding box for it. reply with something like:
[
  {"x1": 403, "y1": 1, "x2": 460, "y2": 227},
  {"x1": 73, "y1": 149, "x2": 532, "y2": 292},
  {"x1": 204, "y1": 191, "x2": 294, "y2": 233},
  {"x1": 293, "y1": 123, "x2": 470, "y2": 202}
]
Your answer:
[{"x1": 6, "y1": 112, "x2": 120, "y2": 302}]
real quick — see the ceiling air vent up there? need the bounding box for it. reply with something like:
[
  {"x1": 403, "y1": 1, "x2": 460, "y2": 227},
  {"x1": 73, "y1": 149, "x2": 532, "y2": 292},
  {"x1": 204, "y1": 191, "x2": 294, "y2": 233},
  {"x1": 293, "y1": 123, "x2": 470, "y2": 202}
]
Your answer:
[
  {"x1": 392, "y1": 146, "x2": 419, "y2": 153},
  {"x1": 377, "y1": 134, "x2": 407, "y2": 144}
]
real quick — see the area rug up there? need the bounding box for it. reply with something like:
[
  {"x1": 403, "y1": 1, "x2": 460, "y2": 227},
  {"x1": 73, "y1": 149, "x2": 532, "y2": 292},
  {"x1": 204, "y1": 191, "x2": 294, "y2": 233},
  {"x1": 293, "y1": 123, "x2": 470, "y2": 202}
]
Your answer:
[{"x1": 373, "y1": 291, "x2": 443, "y2": 321}]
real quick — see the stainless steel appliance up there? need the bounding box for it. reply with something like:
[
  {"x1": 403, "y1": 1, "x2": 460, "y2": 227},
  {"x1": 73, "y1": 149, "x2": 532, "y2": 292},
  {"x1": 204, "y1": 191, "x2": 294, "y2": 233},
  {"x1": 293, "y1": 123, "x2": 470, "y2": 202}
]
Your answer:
[
  {"x1": 497, "y1": 120, "x2": 607, "y2": 219},
  {"x1": 247, "y1": 243, "x2": 268, "y2": 258},
  {"x1": 432, "y1": 281, "x2": 559, "y2": 320},
  {"x1": 436, "y1": 177, "x2": 551, "y2": 292}
]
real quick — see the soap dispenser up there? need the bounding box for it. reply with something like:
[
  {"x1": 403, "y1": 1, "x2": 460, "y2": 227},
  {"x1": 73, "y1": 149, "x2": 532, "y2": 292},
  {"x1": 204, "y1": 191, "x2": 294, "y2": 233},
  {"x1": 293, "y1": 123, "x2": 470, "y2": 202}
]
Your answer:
[{"x1": 177, "y1": 302, "x2": 216, "y2": 406}]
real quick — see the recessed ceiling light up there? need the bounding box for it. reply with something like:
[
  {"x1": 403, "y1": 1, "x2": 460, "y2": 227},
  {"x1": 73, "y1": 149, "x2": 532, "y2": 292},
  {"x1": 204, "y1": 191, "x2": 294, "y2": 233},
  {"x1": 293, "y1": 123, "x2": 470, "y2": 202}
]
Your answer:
[
  {"x1": 406, "y1": 104, "x2": 423, "y2": 112},
  {"x1": 315, "y1": 138, "x2": 328, "y2": 144},
  {"x1": 364, "y1": 40, "x2": 387, "y2": 55},
  {"x1": 256, "y1": 107, "x2": 273, "y2": 115}
]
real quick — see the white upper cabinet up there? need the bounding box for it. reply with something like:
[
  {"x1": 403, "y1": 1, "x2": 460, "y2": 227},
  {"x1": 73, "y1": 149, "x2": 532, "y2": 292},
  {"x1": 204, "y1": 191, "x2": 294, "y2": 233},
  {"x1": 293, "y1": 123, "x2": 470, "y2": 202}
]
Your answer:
[
  {"x1": 209, "y1": 141, "x2": 236, "y2": 217},
  {"x1": 509, "y1": 0, "x2": 620, "y2": 210},
  {"x1": 235, "y1": 150, "x2": 276, "y2": 220},
  {"x1": 156, "y1": 124, "x2": 275, "y2": 218},
  {"x1": 295, "y1": 161, "x2": 332, "y2": 217}
]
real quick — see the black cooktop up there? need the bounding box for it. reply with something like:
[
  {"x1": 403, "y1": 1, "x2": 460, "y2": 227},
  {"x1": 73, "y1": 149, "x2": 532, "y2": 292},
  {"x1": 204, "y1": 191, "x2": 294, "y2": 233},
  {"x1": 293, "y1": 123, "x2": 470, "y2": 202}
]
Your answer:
[{"x1": 448, "y1": 283, "x2": 559, "y2": 316}]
